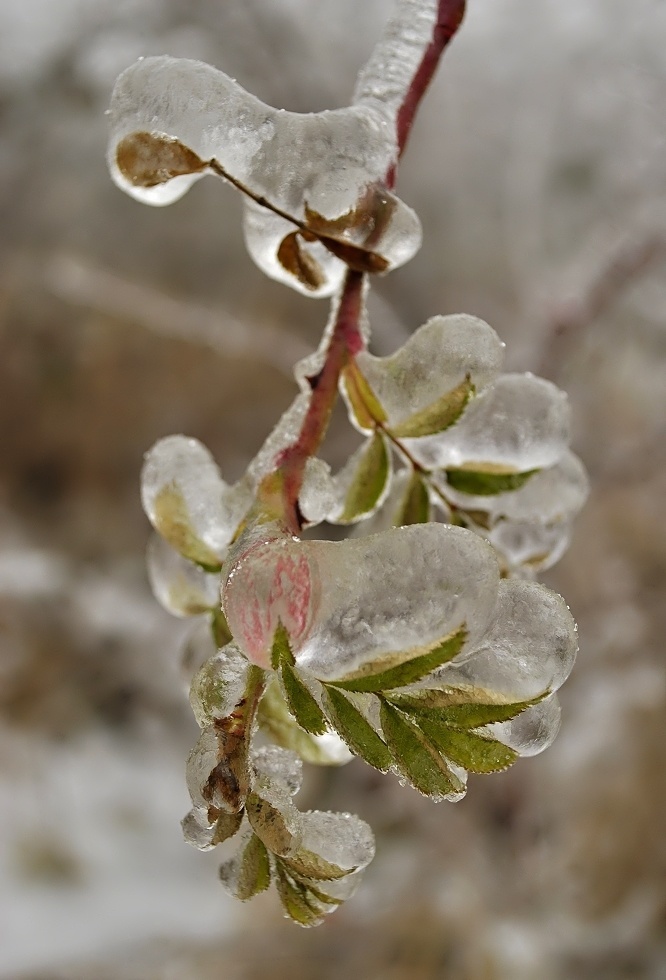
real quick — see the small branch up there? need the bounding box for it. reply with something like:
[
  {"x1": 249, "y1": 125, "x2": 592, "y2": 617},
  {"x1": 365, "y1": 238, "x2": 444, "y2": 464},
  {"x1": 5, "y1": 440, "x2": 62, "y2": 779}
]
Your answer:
[
  {"x1": 254, "y1": 0, "x2": 468, "y2": 532},
  {"x1": 538, "y1": 231, "x2": 665, "y2": 378}
]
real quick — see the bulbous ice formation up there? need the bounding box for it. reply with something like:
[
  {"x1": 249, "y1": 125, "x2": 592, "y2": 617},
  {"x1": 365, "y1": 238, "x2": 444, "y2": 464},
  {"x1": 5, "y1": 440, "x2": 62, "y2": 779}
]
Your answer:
[
  {"x1": 141, "y1": 435, "x2": 251, "y2": 566},
  {"x1": 108, "y1": 56, "x2": 422, "y2": 296},
  {"x1": 222, "y1": 522, "x2": 501, "y2": 675}
]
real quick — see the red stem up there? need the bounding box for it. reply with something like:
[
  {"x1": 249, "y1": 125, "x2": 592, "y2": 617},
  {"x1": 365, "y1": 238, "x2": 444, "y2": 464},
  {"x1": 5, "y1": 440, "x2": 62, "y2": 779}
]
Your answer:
[
  {"x1": 387, "y1": 0, "x2": 466, "y2": 188},
  {"x1": 270, "y1": 270, "x2": 365, "y2": 532},
  {"x1": 268, "y1": 1, "x2": 467, "y2": 530}
]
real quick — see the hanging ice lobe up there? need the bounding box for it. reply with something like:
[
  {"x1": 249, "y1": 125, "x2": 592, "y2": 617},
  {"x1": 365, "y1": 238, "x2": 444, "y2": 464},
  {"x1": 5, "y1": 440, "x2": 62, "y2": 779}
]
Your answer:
[
  {"x1": 108, "y1": 56, "x2": 422, "y2": 297},
  {"x1": 434, "y1": 579, "x2": 578, "y2": 701},
  {"x1": 146, "y1": 533, "x2": 220, "y2": 617},
  {"x1": 348, "y1": 314, "x2": 505, "y2": 431},
  {"x1": 141, "y1": 435, "x2": 249, "y2": 566}
]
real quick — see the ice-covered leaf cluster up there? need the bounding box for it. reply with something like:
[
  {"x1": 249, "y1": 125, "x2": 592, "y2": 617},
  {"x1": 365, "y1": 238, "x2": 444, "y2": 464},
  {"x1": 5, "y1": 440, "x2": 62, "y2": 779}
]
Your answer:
[
  {"x1": 112, "y1": 0, "x2": 586, "y2": 928},
  {"x1": 322, "y1": 313, "x2": 588, "y2": 574},
  {"x1": 183, "y1": 741, "x2": 374, "y2": 925}
]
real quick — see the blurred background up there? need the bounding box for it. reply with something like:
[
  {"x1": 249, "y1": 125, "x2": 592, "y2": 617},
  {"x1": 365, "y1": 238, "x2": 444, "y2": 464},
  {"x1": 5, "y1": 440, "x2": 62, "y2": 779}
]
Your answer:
[{"x1": 1, "y1": 0, "x2": 665, "y2": 977}]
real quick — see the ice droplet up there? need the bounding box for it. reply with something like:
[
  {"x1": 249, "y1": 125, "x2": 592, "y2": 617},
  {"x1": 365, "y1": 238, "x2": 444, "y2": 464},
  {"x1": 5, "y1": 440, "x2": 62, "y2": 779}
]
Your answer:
[
  {"x1": 489, "y1": 692, "x2": 562, "y2": 757},
  {"x1": 299, "y1": 457, "x2": 335, "y2": 526},
  {"x1": 181, "y1": 807, "x2": 216, "y2": 851},
  {"x1": 185, "y1": 725, "x2": 219, "y2": 811},
  {"x1": 189, "y1": 643, "x2": 250, "y2": 728}
]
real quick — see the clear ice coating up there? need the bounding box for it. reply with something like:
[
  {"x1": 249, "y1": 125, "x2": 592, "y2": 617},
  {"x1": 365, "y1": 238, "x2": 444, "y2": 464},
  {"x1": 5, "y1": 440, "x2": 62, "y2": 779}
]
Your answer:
[
  {"x1": 185, "y1": 725, "x2": 220, "y2": 812},
  {"x1": 223, "y1": 523, "x2": 501, "y2": 678},
  {"x1": 299, "y1": 810, "x2": 375, "y2": 873},
  {"x1": 441, "y1": 450, "x2": 589, "y2": 524},
  {"x1": 141, "y1": 435, "x2": 249, "y2": 563},
  {"x1": 404, "y1": 374, "x2": 571, "y2": 473},
  {"x1": 326, "y1": 434, "x2": 393, "y2": 525},
  {"x1": 298, "y1": 457, "x2": 336, "y2": 526},
  {"x1": 353, "y1": 0, "x2": 440, "y2": 125},
  {"x1": 349, "y1": 315, "x2": 505, "y2": 430},
  {"x1": 189, "y1": 643, "x2": 250, "y2": 728},
  {"x1": 488, "y1": 692, "x2": 562, "y2": 757},
  {"x1": 434, "y1": 450, "x2": 589, "y2": 573},
  {"x1": 181, "y1": 807, "x2": 217, "y2": 851},
  {"x1": 488, "y1": 519, "x2": 574, "y2": 575},
  {"x1": 146, "y1": 533, "x2": 220, "y2": 617},
  {"x1": 107, "y1": 54, "x2": 423, "y2": 297},
  {"x1": 252, "y1": 746, "x2": 303, "y2": 798},
  {"x1": 433, "y1": 578, "x2": 578, "y2": 701}
]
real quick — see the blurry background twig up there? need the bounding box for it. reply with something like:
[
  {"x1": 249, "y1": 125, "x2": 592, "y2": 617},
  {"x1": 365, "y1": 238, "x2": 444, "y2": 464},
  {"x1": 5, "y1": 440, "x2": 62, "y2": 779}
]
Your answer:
[{"x1": 1, "y1": 0, "x2": 665, "y2": 977}]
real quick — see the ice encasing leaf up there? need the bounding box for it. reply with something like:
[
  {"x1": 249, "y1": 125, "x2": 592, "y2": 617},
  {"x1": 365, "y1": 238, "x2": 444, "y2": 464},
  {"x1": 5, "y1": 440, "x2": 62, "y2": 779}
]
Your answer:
[
  {"x1": 335, "y1": 432, "x2": 391, "y2": 524},
  {"x1": 108, "y1": 56, "x2": 422, "y2": 297},
  {"x1": 331, "y1": 624, "x2": 467, "y2": 693},
  {"x1": 258, "y1": 680, "x2": 353, "y2": 767},
  {"x1": 219, "y1": 832, "x2": 272, "y2": 901},
  {"x1": 223, "y1": 524, "x2": 500, "y2": 682},
  {"x1": 393, "y1": 471, "x2": 430, "y2": 525},
  {"x1": 350, "y1": 315, "x2": 503, "y2": 430},
  {"x1": 141, "y1": 435, "x2": 246, "y2": 567},
  {"x1": 379, "y1": 700, "x2": 466, "y2": 801},
  {"x1": 404, "y1": 374, "x2": 570, "y2": 473}
]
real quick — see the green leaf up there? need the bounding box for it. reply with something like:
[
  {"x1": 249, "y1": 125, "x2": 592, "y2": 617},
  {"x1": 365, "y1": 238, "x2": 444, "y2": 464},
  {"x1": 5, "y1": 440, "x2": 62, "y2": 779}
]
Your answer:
[
  {"x1": 280, "y1": 662, "x2": 328, "y2": 736},
  {"x1": 333, "y1": 625, "x2": 467, "y2": 694},
  {"x1": 391, "y1": 375, "x2": 474, "y2": 438},
  {"x1": 303, "y1": 882, "x2": 345, "y2": 907},
  {"x1": 257, "y1": 681, "x2": 343, "y2": 766},
  {"x1": 445, "y1": 468, "x2": 538, "y2": 496},
  {"x1": 379, "y1": 701, "x2": 465, "y2": 799},
  {"x1": 271, "y1": 620, "x2": 294, "y2": 671},
  {"x1": 211, "y1": 808, "x2": 244, "y2": 845},
  {"x1": 211, "y1": 607, "x2": 233, "y2": 648},
  {"x1": 152, "y1": 483, "x2": 222, "y2": 571},
  {"x1": 323, "y1": 687, "x2": 392, "y2": 772},
  {"x1": 417, "y1": 718, "x2": 518, "y2": 773},
  {"x1": 393, "y1": 471, "x2": 430, "y2": 526},
  {"x1": 282, "y1": 847, "x2": 353, "y2": 882},
  {"x1": 340, "y1": 432, "x2": 390, "y2": 523},
  {"x1": 245, "y1": 792, "x2": 297, "y2": 857},
  {"x1": 341, "y1": 360, "x2": 388, "y2": 430},
  {"x1": 230, "y1": 834, "x2": 272, "y2": 901},
  {"x1": 275, "y1": 864, "x2": 325, "y2": 927},
  {"x1": 389, "y1": 690, "x2": 545, "y2": 728}
]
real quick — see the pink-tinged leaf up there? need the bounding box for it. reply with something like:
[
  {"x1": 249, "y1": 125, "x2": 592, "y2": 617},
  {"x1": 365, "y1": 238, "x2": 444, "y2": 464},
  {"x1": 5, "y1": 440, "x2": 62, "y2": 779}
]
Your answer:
[{"x1": 224, "y1": 539, "x2": 320, "y2": 669}]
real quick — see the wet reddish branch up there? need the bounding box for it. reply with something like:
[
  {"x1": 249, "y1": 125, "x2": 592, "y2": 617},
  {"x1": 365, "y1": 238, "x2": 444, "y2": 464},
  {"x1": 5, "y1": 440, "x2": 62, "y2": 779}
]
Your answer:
[
  {"x1": 387, "y1": 0, "x2": 466, "y2": 187},
  {"x1": 270, "y1": 270, "x2": 365, "y2": 533}
]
